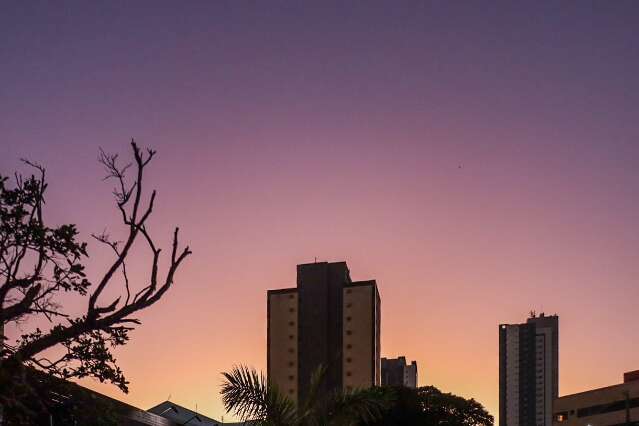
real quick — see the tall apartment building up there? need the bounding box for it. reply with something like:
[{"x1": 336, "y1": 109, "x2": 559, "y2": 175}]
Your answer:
[
  {"x1": 381, "y1": 356, "x2": 418, "y2": 388},
  {"x1": 499, "y1": 313, "x2": 559, "y2": 426},
  {"x1": 267, "y1": 261, "x2": 381, "y2": 403}
]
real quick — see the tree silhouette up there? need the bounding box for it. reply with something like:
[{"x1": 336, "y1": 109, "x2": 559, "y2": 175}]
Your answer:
[
  {"x1": 369, "y1": 385, "x2": 494, "y2": 426},
  {"x1": 221, "y1": 364, "x2": 391, "y2": 426},
  {"x1": 0, "y1": 141, "x2": 191, "y2": 419}
]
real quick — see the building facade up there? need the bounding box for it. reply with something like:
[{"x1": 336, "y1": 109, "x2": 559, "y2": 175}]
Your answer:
[
  {"x1": 499, "y1": 313, "x2": 559, "y2": 426},
  {"x1": 149, "y1": 401, "x2": 248, "y2": 425},
  {"x1": 1, "y1": 367, "x2": 251, "y2": 426},
  {"x1": 381, "y1": 356, "x2": 418, "y2": 388},
  {"x1": 552, "y1": 371, "x2": 639, "y2": 426},
  {"x1": 267, "y1": 261, "x2": 381, "y2": 403}
]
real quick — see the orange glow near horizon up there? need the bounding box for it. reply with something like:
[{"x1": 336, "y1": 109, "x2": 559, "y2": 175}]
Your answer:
[{"x1": 2, "y1": 2, "x2": 639, "y2": 423}]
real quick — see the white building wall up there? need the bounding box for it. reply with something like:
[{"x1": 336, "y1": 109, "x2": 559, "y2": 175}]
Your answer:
[
  {"x1": 536, "y1": 326, "x2": 554, "y2": 426},
  {"x1": 506, "y1": 325, "x2": 520, "y2": 426},
  {"x1": 535, "y1": 334, "x2": 546, "y2": 426}
]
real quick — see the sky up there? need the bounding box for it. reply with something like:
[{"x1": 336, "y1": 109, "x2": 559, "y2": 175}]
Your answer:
[{"x1": 2, "y1": 0, "x2": 639, "y2": 422}]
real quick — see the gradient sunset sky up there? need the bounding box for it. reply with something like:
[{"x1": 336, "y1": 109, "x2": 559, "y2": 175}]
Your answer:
[{"x1": 2, "y1": 1, "x2": 639, "y2": 422}]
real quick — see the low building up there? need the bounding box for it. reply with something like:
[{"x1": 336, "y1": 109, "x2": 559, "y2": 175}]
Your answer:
[
  {"x1": 1, "y1": 367, "x2": 173, "y2": 426},
  {"x1": 381, "y1": 356, "x2": 418, "y2": 388},
  {"x1": 553, "y1": 370, "x2": 639, "y2": 426},
  {"x1": 5, "y1": 368, "x2": 244, "y2": 426},
  {"x1": 148, "y1": 402, "x2": 248, "y2": 425}
]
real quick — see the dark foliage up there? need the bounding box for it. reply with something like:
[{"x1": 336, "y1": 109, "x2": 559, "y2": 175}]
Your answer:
[
  {"x1": 221, "y1": 364, "x2": 392, "y2": 426},
  {"x1": 367, "y1": 386, "x2": 493, "y2": 426},
  {"x1": 0, "y1": 141, "x2": 191, "y2": 422}
]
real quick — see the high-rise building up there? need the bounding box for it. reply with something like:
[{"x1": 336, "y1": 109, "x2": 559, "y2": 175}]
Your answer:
[
  {"x1": 499, "y1": 313, "x2": 559, "y2": 426},
  {"x1": 381, "y1": 356, "x2": 418, "y2": 388},
  {"x1": 267, "y1": 261, "x2": 381, "y2": 403}
]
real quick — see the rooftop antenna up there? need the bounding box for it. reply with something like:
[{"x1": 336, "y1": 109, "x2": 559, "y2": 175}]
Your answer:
[
  {"x1": 314, "y1": 257, "x2": 317, "y2": 263},
  {"x1": 167, "y1": 394, "x2": 171, "y2": 401}
]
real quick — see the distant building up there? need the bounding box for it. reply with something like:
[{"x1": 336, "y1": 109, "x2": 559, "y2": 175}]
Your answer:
[
  {"x1": 552, "y1": 370, "x2": 639, "y2": 426},
  {"x1": 499, "y1": 313, "x2": 559, "y2": 426},
  {"x1": 381, "y1": 356, "x2": 418, "y2": 388},
  {"x1": 267, "y1": 261, "x2": 381, "y2": 403}
]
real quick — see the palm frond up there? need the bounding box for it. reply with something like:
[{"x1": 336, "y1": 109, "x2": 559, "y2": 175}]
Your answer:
[
  {"x1": 221, "y1": 364, "x2": 392, "y2": 426},
  {"x1": 297, "y1": 364, "x2": 327, "y2": 422},
  {"x1": 263, "y1": 384, "x2": 298, "y2": 426},
  {"x1": 221, "y1": 365, "x2": 268, "y2": 421},
  {"x1": 221, "y1": 365, "x2": 297, "y2": 425},
  {"x1": 325, "y1": 386, "x2": 394, "y2": 426}
]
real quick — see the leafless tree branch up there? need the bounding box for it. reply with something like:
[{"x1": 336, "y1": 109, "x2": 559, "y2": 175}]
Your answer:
[{"x1": 1, "y1": 139, "x2": 191, "y2": 395}]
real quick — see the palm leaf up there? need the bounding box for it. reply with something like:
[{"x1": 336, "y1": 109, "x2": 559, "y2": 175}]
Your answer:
[
  {"x1": 297, "y1": 364, "x2": 327, "y2": 423},
  {"x1": 221, "y1": 365, "x2": 297, "y2": 425},
  {"x1": 221, "y1": 364, "x2": 392, "y2": 426},
  {"x1": 324, "y1": 386, "x2": 394, "y2": 426}
]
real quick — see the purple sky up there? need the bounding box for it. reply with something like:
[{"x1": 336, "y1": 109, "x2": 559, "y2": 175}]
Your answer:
[{"x1": 2, "y1": 1, "x2": 639, "y2": 421}]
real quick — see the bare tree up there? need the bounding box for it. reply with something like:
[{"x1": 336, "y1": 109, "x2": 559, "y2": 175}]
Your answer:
[{"x1": 0, "y1": 141, "x2": 191, "y2": 418}]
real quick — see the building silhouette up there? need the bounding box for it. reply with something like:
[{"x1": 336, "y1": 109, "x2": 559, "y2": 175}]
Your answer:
[
  {"x1": 267, "y1": 261, "x2": 381, "y2": 403},
  {"x1": 381, "y1": 356, "x2": 418, "y2": 388},
  {"x1": 149, "y1": 401, "x2": 248, "y2": 425},
  {"x1": 499, "y1": 313, "x2": 559, "y2": 426},
  {"x1": 8, "y1": 368, "x2": 246, "y2": 425}
]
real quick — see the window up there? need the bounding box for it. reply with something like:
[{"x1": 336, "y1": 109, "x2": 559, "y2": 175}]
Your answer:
[
  {"x1": 289, "y1": 375, "x2": 295, "y2": 381},
  {"x1": 289, "y1": 335, "x2": 295, "y2": 340},
  {"x1": 289, "y1": 321, "x2": 295, "y2": 326},
  {"x1": 346, "y1": 371, "x2": 352, "y2": 377},
  {"x1": 346, "y1": 344, "x2": 352, "y2": 349},
  {"x1": 289, "y1": 307, "x2": 295, "y2": 313},
  {"x1": 288, "y1": 361, "x2": 295, "y2": 367},
  {"x1": 577, "y1": 397, "x2": 639, "y2": 418},
  {"x1": 346, "y1": 357, "x2": 352, "y2": 363},
  {"x1": 346, "y1": 330, "x2": 352, "y2": 335},
  {"x1": 288, "y1": 348, "x2": 295, "y2": 354},
  {"x1": 346, "y1": 316, "x2": 351, "y2": 322}
]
